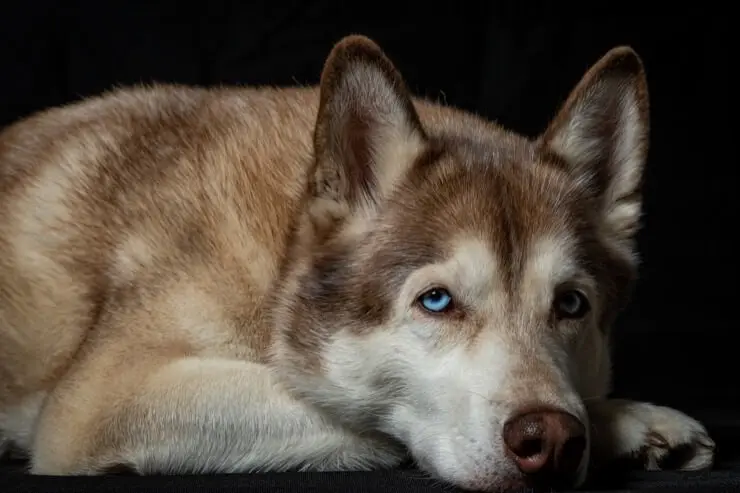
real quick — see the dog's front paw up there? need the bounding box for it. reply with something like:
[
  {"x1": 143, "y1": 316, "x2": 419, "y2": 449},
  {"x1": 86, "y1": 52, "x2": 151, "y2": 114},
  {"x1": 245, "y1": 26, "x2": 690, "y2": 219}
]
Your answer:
[{"x1": 588, "y1": 399, "x2": 715, "y2": 471}]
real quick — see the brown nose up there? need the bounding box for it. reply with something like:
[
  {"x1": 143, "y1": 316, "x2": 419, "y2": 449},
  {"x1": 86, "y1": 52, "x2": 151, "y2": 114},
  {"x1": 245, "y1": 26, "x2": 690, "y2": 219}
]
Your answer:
[{"x1": 503, "y1": 407, "x2": 586, "y2": 483}]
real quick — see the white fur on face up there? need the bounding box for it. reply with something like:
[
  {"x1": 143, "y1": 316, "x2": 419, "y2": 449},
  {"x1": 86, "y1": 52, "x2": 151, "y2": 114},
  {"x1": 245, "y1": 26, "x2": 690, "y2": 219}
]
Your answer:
[{"x1": 321, "y1": 236, "x2": 592, "y2": 490}]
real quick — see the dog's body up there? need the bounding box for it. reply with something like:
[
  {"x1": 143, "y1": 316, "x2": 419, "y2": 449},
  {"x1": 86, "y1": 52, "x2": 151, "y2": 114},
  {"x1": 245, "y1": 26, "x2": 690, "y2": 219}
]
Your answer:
[{"x1": 0, "y1": 36, "x2": 714, "y2": 491}]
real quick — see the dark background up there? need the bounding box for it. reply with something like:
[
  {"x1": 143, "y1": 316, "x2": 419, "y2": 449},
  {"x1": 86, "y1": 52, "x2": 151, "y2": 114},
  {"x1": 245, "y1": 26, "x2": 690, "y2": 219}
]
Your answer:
[{"x1": 0, "y1": 3, "x2": 733, "y2": 417}]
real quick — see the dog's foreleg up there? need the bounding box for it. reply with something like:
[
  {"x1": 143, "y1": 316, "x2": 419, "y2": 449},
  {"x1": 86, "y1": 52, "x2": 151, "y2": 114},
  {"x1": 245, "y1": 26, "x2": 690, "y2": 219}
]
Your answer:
[{"x1": 31, "y1": 357, "x2": 403, "y2": 475}]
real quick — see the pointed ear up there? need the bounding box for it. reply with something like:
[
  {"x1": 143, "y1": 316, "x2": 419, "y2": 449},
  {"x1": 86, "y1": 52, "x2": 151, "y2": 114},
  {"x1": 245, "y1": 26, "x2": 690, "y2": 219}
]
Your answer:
[
  {"x1": 539, "y1": 47, "x2": 650, "y2": 244},
  {"x1": 312, "y1": 35, "x2": 426, "y2": 212}
]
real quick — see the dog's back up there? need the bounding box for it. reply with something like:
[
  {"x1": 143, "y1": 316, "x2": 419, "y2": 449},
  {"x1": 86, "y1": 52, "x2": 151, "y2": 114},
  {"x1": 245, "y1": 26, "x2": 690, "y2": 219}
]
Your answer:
[{"x1": 0, "y1": 85, "x2": 317, "y2": 415}]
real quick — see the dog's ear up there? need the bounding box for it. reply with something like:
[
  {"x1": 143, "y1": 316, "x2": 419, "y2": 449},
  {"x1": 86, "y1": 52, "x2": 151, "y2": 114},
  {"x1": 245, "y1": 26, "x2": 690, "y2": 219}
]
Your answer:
[
  {"x1": 539, "y1": 47, "x2": 650, "y2": 244},
  {"x1": 312, "y1": 35, "x2": 426, "y2": 213}
]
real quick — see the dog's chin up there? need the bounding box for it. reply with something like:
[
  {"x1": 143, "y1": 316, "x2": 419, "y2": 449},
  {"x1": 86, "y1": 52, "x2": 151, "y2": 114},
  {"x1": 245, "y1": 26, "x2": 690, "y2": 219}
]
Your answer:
[
  {"x1": 409, "y1": 438, "x2": 589, "y2": 493},
  {"x1": 408, "y1": 440, "x2": 523, "y2": 493}
]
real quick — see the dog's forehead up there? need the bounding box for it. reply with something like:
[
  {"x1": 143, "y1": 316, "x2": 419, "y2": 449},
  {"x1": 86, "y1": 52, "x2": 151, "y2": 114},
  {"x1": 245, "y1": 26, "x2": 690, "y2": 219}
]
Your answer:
[{"x1": 394, "y1": 135, "x2": 584, "y2": 259}]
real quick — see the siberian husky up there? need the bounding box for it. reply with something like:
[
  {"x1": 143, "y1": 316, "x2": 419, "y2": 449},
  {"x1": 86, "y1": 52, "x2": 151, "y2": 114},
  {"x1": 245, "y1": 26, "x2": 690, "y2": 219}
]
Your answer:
[{"x1": 0, "y1": 35, "x2": 714, "y2": 491}]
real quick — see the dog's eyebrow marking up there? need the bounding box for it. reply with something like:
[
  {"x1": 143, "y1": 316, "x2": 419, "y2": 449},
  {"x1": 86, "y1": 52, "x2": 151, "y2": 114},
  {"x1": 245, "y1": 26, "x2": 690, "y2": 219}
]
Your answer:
[
  {"x1": 448, "y1": 236, "x2": 500, "y2": 300},
  {"x1": 521, "y1": 235, "x2": 582, "y2": 297}
]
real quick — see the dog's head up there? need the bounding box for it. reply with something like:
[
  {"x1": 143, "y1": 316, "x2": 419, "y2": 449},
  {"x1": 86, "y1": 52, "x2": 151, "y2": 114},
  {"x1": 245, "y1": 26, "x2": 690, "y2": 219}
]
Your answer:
[{"x1": 273, "y1": 35, "x2": 649, "y2": 492}]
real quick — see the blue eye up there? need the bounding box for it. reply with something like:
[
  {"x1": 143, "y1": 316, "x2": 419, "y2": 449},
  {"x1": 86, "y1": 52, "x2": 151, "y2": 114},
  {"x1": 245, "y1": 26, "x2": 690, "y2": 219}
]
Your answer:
[{"x1": 418, "y1": 288, "x2": 453, "y2": 313}]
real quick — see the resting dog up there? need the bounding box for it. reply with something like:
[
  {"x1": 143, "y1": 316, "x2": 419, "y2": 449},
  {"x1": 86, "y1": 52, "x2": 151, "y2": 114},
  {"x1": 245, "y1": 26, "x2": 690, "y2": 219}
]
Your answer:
[{"x1": 0, "y1": 35, "x2": 714, "y2": 491}]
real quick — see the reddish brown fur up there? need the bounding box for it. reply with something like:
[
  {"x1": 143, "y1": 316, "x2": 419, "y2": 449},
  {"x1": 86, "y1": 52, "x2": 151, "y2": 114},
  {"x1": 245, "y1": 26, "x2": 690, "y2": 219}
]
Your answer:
[{"x1": 1, "y1": 35, "x2": 703, "y2": 493}]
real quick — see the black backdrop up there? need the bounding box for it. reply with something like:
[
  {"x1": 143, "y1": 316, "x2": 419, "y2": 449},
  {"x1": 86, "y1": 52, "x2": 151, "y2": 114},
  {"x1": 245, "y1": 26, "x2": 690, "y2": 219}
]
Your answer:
[{"x1": 0, "y1": 2, "x2": 733, "y2": 425}]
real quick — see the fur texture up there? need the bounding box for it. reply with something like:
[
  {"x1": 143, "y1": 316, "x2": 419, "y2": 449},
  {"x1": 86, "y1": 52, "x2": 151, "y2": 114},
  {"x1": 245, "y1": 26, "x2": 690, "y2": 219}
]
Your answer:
[{"x1": 0, "y1": 35, "x2": 714, "y2": 492}]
